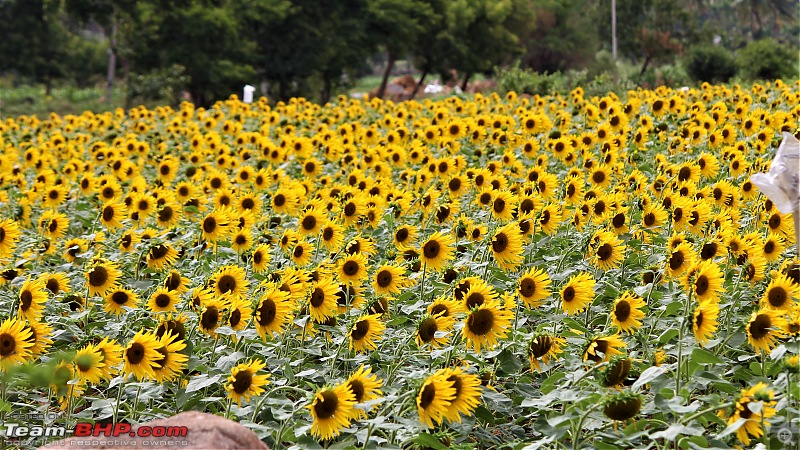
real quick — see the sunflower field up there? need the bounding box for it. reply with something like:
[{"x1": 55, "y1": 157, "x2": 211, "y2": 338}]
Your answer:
[{"x1": 0, "y1": 80, "x2": 799, "y2": 450}]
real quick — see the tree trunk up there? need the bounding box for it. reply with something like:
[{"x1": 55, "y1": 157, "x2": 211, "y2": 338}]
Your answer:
[
  {"x1": 105, "y1": 20, "x2": 117, "y2": 103},
  {"x1": 409, "y1": 68, "x2": 428, "y2": 100},
  {"x1": 122, "y1": 56, "x2": 131, "y2": 109},
  {"x1": 45, "y1": 78, "x2": 52, "y2": 96},
  {"x1": 320, "y1": 77, "x2": 331, "y2": 104},
  {"x1": 639, "y1": 55, "x2": 651, "y2": 76},
  {"x1": 460, "y1": 72, "x2": 472, "y2": 91},
  {"x1": 375, "y1": 51, "x2": 396, "y2": 99}
]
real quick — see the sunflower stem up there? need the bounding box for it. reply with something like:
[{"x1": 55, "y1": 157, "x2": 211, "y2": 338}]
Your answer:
[
  {"x1": 112, "y1": 374, "x2": 128, "y2": 423},
  {"x1": 679, "y1": 401, "x2": 734, "y2": 425}
]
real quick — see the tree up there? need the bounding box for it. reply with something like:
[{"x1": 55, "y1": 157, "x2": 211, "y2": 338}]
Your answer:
[
  {"x1": 519, "y1": 0, "x2": 599, "y2": 73},
  {"x1": 365, "y1": 0, "x2": 434, "y2": 99}
]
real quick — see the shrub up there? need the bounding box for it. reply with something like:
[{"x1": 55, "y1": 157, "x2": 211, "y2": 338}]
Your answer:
[
  {"x1": 738, "y1": 38, "x2": 795, "y2": 81},
  {"x1": 494, "y1": 62, "x2": 567, "y2": 97},
  {"x1": 684, "y1": 45, "x2": 737, "y2": 83}
]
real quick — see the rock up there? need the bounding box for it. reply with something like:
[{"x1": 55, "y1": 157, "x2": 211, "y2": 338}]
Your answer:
[{"x1": 39, "y1": 411, "x2": 269, "y2": 450}]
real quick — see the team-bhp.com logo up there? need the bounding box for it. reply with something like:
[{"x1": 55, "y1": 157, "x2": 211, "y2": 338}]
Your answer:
[{"x1": 3, "y1": 422, "x2": 188, "y2": 446}]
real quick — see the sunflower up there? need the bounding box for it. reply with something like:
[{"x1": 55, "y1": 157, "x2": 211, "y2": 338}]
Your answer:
[
  {"x1": 74, "y1": 344, "x2": 105, "y2": 385},
  {"x1": 17, "y1": 277, "x2": 48, "y2": 321},
  {"x1": 307, "y1": 277, "x2": 339, "y2": 323},
  {"x1": 746, "y1": 309, "x2": 787, "y2": 353},
  {"x1": 99, "y1": 200, "x2": 127, "y2": 231},
  {"x1": 231, "y1": 229, "x2": 254, "y2": 254},
  {"x1": 254, "y1": 288, "x2": 293, "y2": 340},
  {"x1": 0, "y1": 219, "x2": 21, "y2": 258},
  {"x1": 461, "y1": 281, "x2": 498, "y2": 311},
  {"x1": 490, "y1": 190, "x2": 517, "y2": 222},
  {"x1": 350, "y1": 314, "x2": 386, "y2": 353},
  {"x1": 416, "y1": 313, "x2": 456, "y2": 349},
  {"x1": 419, "y1": 231, "x2": 455, "y2": 272},
  {"x1": 320, "y1": 220, "x2": 345, "y2": 252},
  {"x1": 227, "y1": 296, "x2": 253, "y2": 331},
  {"x1": 684, "y1": 260, "x2": 725, "y2": 303},
  {"x1": 583, "y1": 333, "x2": 626, "y2": 363},
  {"x1": 104, "y1": 288, "x2": 139, "y2": 316},
  {"x1": 760, "y1": 275, "x2": 798, "y2": 311},
  {"x1": 119, "y1": 230, "x2": 140, "y2": 253},
  {"x1": 298, "y1": 208, "x2": 325, "y2": 236},
  {"x1": 428, "y1": 296, "x2": 464, "y2": 318},
  {"x1": 250, "y1": 244, "x2": 271, "y2": 274},
  {"x1": 155, "y1": 199, "x2": 182, "y2": 229},
  {"x1": 439, "y1": 367, "x2": 482, "y2": 423},
  {"x1": 123, "y1": 329, "x2": 162, "y2": 381},
  {"x1": 151, "y1": 331, "x2": 188, "y2": 383},
  {"x1": 308, "y1": 383, "x2": 356, "y2": 441},
  {"x1": 291, "y1": 241, "x2": 314, "y2": 267},
  {"x1": 85, "y1": 261, "x2": 121, "y2": 297},
  {"x1": 23, "y1": 320, "x2": 53, "y2": 357},
  {"x1": 0, "y1": 317, "x2": 33, "y2": 370},
  {"x1": 611, "y1": 292, "x2": 646, "y2": 334},
  {"x1": 146, "y1": 243, "x2": 179, "y2": 270},
  {"x1": 602, "y1": 391, "x2": 643, "y2": 422},
  {"x1": 39, "y1": 271, "x2": 70, "y2": 295},
  {"x1": 538, "y1": 204, "x2": 562, "y2": 235},
  {"x1": 462, "y1": 300, "x2": 513, "y2": 353},
  {"x1": 146, "y1": 287, "x2": 178, "y2": 314},
  {"x1": 692, "y1": 300, "x2": 719, "y2": 347},
  {"x1": 346, "y1": 365, "x2": 384, "y2": 419},
  {"x1": 199, "y1": 297, "x2": 228, "y2": 337},
  {"x1": 200, "y1": 210, "x2": 230, "y2": 243},
  {"x1": 95, "y1": 337, "x2": 124, "y2": 381},
  {"x1": 417, "y1": 372, "x2": 457, "y2": 428},
  {"x1": 528, "y1": 334, "x2": 565, "y2": 371},
  {"x1": 514, "y1": 267, "x2": 551, "y2": 309},
  {"x1": 724, "y1": 382, "x2": 777, "y2": 446},
  {"x1": 641, "y1": 203, "x2": 668, "y2": 229},
  {"x1": 560, "y1": 272, "x2": 596, "y2": 315},
  {"x1": 226, "y1": 359, "x2": 270, "y2": 406},
  {"x1": 39, "y1": 211, "x2": 69, "y2": 240},
  {"x1": 210, "y1": 265, "x2": 249, "y2": 298},
  {"x1": 337, "y1": 252, "x2": 369, "y2": 285},
  {"x1": 372, "y1": 263, "x2": 408, "y2": 295},
  {"x1": 665, "y1": 242, "x2": 695, "y2": 279},
  {"x1": 490, "y1": 223, "x2": 524, "y2": 272},
  {"x1": 589, "y1": 230, "x2": 625, "y2": 271}
]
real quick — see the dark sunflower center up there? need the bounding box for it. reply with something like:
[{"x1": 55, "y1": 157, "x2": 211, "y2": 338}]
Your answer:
[
  {"x1": 466, "y1": 292, "x2": 485, "y2": 309},
  {"x1": 395, "y1": 228, "x2": 409, "y2": 242},
  {"x1": 150, "y1": 244, "x2": 169, "y2": 260},
  {"x1": 592, "y1": 171, "x2": 605, "y2": 184},
  {"x1": 519, "y1": 278, "x2": 536, "y2": 298},
  {"x1": 293, "y1": 245, "x2": 304, "y2": 258},
  {"x1": 342, "y1": 261, "x2": 360, "y2": 276},
  {"x1": 492, "y1": 233, "x2": 508, "y2": 253},
  {"x1": 467, "y1": 309, "x2": 494, "y2": 335},
  {"x1": 669, "y1": 251, "x2": 685, "y2": 270},
  {"x1": 419, "y1": 383, "x2": 436, "y2": 409},
  {"x1": 418, "y1": 317, "x2": 438, "y2": 342},
  {"x1": 695, "y1": 276, "x2": 709, "y2": 296},
  {"x1": 121, "y1": 234, "x2": 132, "y2": 248},
  {"x1": 20, "y1": 290, "x2": 33, "y2": 310},
  {"x1": 678, "y1": 167, "x2": 691, "y2": 181},
  {"x1": 314, "y1": 390, "x2": 339, "y2": 419},
  {"x1": 430, "y1": 304, "x2": 448, "y2": 317},
  {"x1": 351, "y1": 320, "x2": 370, "y2": 341},
  {"x1": 48, "y1": 219, "x2": 58, "y2": 233},
  {"x1": 217, "y1": 275, "x2": 236, "y2": 294},
  {"x1": 520, "y1": 199, "x2": 534, "y2": 214},
  {"x1": 612, "y1": 213, "x2": 625, "y2": 228},
  {"x1": 102, "y1": 206, "x2": 115, "y2": 221},
  {"x1": 493, "y1": 198, "x2": 506, "y2": 214},
  {"x1": 764, "y1": 241, "x2": 774, "y2": 254},
  {"x1": 643, "y1": 213, "x2": 656, "y2": 226},
  {"x1": 377, "y1": 270, "x2": 393, "y2": 288},
  {"x1": 529, "y1": 335, "x2": 553, "y2": 358},
  {"x1": 126, "y1": 343, "x2": 145, "y2": 365},
  {"x1": 45, "y1": 279, "x2": 60, "y2": 294},
  {"x1": 155, "y1": 294, "x2": 172, "y2": 308},
  {"x1": 229, "y1": 309, "x2": 242, "y2": 327},
  {"x1": 201, "y1": 306, "x2": 219, "y2": 329},
  {"x1": 257, "y1": 299, "x2": 277, "y2": 326},
  {"x1": 310, "y1": 288, "x2": 326, "y2": 307},
  {"x1": 749, "y1": 314, "x2": 772, "y2": 339},
  {"x1": 253, "y1": 252, "x2": 263, "y2": 264},
  {"x1": 344, "y1": 203, "x2": 356, "y2": 216},
  {"x1": 479, "y1": 193, "x2": 492, "y2": 205},
  {"x1": 348, "y1": 379, "x2": 365, "y2": 402},
  {"x1": 232, "y1": 370, "x2": 253, "y2": 395},
  {"x1": 273, "y1": 194, "x2": 286, "y2": 207},
  {"x1": 597, "y1": 243, "x2": 613, "y2": 261},
  {"x1": 302, "y1": 216, "x2": 316, "y2": 231},
  {"x1": 89, "y1": 267, "x2": 109, "y2": 287},
  {"x1": 701, "y1": 243, "x2": 717, "y2": 260},
  {"x1": 695, "y1": 311, "x2": 704, "y2": 328},
  {"x1": 0, "y1": 332, "x2": 16, "y2": 357},
  {"x1": 203, "y1": 217, "x2": 217, "y2": 233},
  {"x1": 563, "y1": 287, "x2": 575, "y2": 302},
  {"x1": 111, "y1": 291, "x2": 129, "y2": 305},
  {"x1": 768, "y1": 287, "x2": 787, "y2": 307},
  {"x1": 615, "y1": 301, "x2": 631, "y2": 321},
  {"x1": 166, "y1": 273, "x2": 181, "y2": 291},
  {"x1": 423, "y1": 240, "x2": 441, "y2": 259},
  {"x1": 448, "y1": 178, "x2": 461, "y2": 191},
  {"x1": 158, "y1": 206, "x2": 174, "y2": 222}
]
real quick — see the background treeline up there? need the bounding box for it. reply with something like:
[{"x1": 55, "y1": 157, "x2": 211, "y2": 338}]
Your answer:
[{"x1": 0, "y1": 0, "x2": 797, "y2": 107}]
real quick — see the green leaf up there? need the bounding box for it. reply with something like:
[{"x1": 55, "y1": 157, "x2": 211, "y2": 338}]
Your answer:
[
  {"x1": 184, "y1": 374, "x2": 221, "y2": 393},
  {"x1": 691, "y1": 348, "x2": 724, "y2": 365},
  {"x1": 410, "y1": 433, "x2": 450, "y2": 450}
]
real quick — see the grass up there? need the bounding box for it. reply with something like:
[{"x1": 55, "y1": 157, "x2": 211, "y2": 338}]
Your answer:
[{"x1": 0, "y1": 84, "x2": 166, "y2": 119}]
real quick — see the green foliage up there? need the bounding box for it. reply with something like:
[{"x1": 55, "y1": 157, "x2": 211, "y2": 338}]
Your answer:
[
  {"x1": 127, "y1": 64, "x2": 190, "y2": 105},
  {"x1": 494, "y1": 62, "x2": 567, "y2": 96},
  {"x1": 520, "y1": 0, "x2": 598, "y2": 73},
  {"x1": 684, "y1": 45, "x2": 737, "y2": 83},
  {"x1": 737, "y1": 38, "x2": 796, "y2": 81}
]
